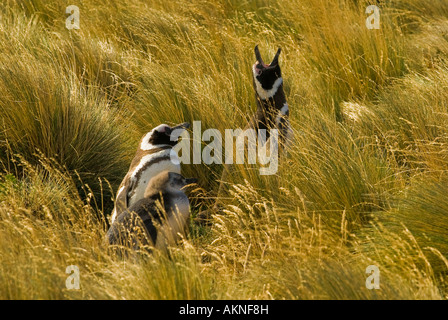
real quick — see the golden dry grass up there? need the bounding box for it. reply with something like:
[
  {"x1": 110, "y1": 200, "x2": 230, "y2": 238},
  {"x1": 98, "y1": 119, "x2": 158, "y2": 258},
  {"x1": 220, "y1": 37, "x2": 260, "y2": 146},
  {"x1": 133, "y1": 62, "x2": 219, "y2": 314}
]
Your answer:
[{"x1": 0, "y1": 0, "x2": 447, "y2": 299}]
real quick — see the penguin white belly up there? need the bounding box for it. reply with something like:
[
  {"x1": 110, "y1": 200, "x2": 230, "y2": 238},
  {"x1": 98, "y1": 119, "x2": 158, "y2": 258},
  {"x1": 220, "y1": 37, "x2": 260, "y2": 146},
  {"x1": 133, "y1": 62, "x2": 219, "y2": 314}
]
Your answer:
[{"x1": 129, "y1": 157, "x2": 181, "y2": 208}]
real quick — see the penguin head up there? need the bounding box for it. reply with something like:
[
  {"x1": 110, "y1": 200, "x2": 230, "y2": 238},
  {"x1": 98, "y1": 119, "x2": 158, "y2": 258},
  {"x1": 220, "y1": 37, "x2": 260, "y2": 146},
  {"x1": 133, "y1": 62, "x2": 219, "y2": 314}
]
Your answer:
[
  {"x1": 166, "y1": 172, "x2": 198, "y2": 193},
  {"x1": 252, "y1": 45, "x2": 282, "y2": 96},
  {"x1": 144, "y1": 171, "x2": 197, "y2": 197},
  {"x1": 140, "y1": 122, "x2": 190, "y2": 150}
]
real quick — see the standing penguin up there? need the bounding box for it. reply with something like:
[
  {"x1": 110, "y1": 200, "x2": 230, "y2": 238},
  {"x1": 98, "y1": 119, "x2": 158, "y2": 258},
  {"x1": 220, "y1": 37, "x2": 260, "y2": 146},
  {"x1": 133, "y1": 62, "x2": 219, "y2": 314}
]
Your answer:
[
  {"x1": 251, "y1": 45, "x2": 292, "y2": 145},
  {"x1": 196, "y1": 46, "x2": 292, "y2": 224},
  {"x1": 111, "y1": 122, "x2": 190, "y2": 223},
  {"x1": 106, "y1": 171, "x2": 197, "y2": 252}
]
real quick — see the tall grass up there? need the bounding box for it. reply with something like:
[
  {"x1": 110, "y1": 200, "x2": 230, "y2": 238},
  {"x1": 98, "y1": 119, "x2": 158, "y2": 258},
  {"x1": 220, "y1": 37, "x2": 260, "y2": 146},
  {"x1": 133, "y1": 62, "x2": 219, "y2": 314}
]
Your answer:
[{"x1": 0, "y1": 0, "x2": 447, "y2": 299}]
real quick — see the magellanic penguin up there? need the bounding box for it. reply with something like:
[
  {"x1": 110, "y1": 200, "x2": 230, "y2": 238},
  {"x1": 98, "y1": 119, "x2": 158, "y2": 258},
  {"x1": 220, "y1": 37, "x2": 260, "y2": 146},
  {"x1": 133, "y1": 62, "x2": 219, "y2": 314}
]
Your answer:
[
  {"x1": 106, "y1": 171, "x2": 197, "y2": 252},
  {"x1": 196, "y1": 46, "x2": 292, "y2": 225},
  {"x1": 111, "y1": 122, "x2": 190, "y2": 223},
  {"x1": 251, "y1": 45, "x2": 292, "y2": 145}
]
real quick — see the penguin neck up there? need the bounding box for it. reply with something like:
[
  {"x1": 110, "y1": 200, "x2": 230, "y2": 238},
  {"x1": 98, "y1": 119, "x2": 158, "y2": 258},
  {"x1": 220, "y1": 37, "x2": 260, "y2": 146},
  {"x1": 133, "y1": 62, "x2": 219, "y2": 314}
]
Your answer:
[
  {"x1": 145, "y1": 190, "x2": 166, "y2": 200},
  {"x1": 136, "y1": 145, "x2": 172, "y2": 161},
  {"x1": 140, "y1": 143, "x2": 172, "y2": 152},
  {"x1": 141, "y1": 145, "x2": 172, "y2": 155},
  {"x1": 144, "y1": 189, "x2": 183, "y2": 200},
  {"x1": 130, "y1": 145, "x2": 173, "y2": 172},
  {"x1": 255, "y1": 82, "x2": 287, "y2": 122}
]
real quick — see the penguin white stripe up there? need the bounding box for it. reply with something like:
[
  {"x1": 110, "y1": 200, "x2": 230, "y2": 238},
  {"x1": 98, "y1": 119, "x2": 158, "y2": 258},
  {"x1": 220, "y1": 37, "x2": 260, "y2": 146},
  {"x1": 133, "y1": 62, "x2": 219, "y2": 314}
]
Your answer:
[
  {"x1": 140, "y1": 131, "x2": 155, "y2": 150},
  {"x1": 111, "y1": 186, "x2": 127, "y2": 222},
  {"x1": 252, "y1": 65, "x2": 283, "y2": 100},
  {"x1": 141, "y1": 129, "x2": 171, "y2": 151},
  {"x1": 280, "y1": 103, "x2": 289, "y2": 114},
  {"x1": 140, "y1": 123, "x2": 171, "y2": 151},
  {"x1": 127, "y1": 162, "x2": 181, "y2": 210},
  {"x1": 255, "y1": 77, "x2": 283, "y2": 100},
  {"x1": 132, "y1": 156, "x2": 171, "y2": 183},
  {"x1": 131, "y1": 149, "x2": 176, "y2": 182},
  {"x1": 117, "y1": 186, "x2": 125, "y2": 195},
  {"x1": 141, "y1": 142, "x2": 171, "y2": 151},
  {"x1": 275, "y1": 103, "x2": 289, "y2": 126}
]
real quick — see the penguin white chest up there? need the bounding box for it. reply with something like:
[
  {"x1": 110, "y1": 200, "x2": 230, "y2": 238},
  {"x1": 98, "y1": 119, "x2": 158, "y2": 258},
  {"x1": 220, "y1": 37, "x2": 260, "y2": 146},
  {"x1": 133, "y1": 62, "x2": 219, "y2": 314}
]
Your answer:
[{"x1": 129, "y1": 151, "x2": 181, "y2": 207}]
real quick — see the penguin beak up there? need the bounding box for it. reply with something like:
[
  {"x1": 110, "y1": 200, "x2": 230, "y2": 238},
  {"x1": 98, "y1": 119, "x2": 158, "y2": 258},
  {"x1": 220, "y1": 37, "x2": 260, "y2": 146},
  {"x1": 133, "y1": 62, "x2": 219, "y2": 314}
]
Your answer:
[
  {"x1": 270, "y1": 48, "x2": 281, "y2": 66},
  {"x1": 255, "y1": 46, "x2": 281, "y2": 68},
  {"x1": 254, "y1": 45, "x2": 265, "y2": 69}
]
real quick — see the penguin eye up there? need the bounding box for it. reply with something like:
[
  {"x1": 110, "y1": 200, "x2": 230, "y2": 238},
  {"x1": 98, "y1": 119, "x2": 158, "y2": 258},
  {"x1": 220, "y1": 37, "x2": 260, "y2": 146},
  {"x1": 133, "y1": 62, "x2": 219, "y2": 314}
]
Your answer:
[{"x1": 160, "y1": 126, "x2": 172, "y2": 135}]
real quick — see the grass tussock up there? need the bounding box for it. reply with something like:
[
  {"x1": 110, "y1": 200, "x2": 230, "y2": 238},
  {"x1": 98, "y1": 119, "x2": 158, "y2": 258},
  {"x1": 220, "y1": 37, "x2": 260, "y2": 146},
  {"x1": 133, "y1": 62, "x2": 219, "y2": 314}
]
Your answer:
[{"x1": 0, "y1": 0, "x2": 447, "y2": 299}]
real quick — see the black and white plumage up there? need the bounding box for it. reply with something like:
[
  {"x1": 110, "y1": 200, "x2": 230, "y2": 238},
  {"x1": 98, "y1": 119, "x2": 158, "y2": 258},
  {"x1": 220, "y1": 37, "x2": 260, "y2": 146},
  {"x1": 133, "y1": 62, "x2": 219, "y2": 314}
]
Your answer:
[
  {"x1": 196, "y1": 46, "x2": 292, "y2": 224},
  {"x1": 251, "y1": 45, "x2": 292, "y2": 145},
  {"x1": 111, "y1": 122, "x2": 190, "y2": 223},
  {"x1": 106, "y1": 171, "x2": 197, "y2": 251}
]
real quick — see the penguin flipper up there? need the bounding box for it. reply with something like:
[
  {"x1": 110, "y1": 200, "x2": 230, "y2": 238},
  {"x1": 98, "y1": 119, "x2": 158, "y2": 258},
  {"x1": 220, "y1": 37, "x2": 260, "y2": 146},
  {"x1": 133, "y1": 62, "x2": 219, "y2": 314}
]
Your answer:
[
  {"x1": 115, "y1": 185, "x2": 128, "y2": 215},
  {"x1": 142, "y1": 217, "x2": 158, "y2": 246},
  {"x1": 112, "y1": 174, "x2": 136, "y2": 223},
  {"x1": 124, "y1": 176, "x2": 138, "y2": 208}
]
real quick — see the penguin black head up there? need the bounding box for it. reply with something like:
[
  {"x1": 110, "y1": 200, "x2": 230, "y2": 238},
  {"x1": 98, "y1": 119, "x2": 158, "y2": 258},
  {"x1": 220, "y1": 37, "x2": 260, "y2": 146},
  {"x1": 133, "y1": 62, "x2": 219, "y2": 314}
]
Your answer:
[
  {"x1": 140, "y1": 122, "x2": 190, "y2": 150},
  {"x1": 252, "y1": 45, "x2": 282, "y2": 95},
  {"x1": 166, "y1": 172, "x2": 198, "y2": 192}
]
